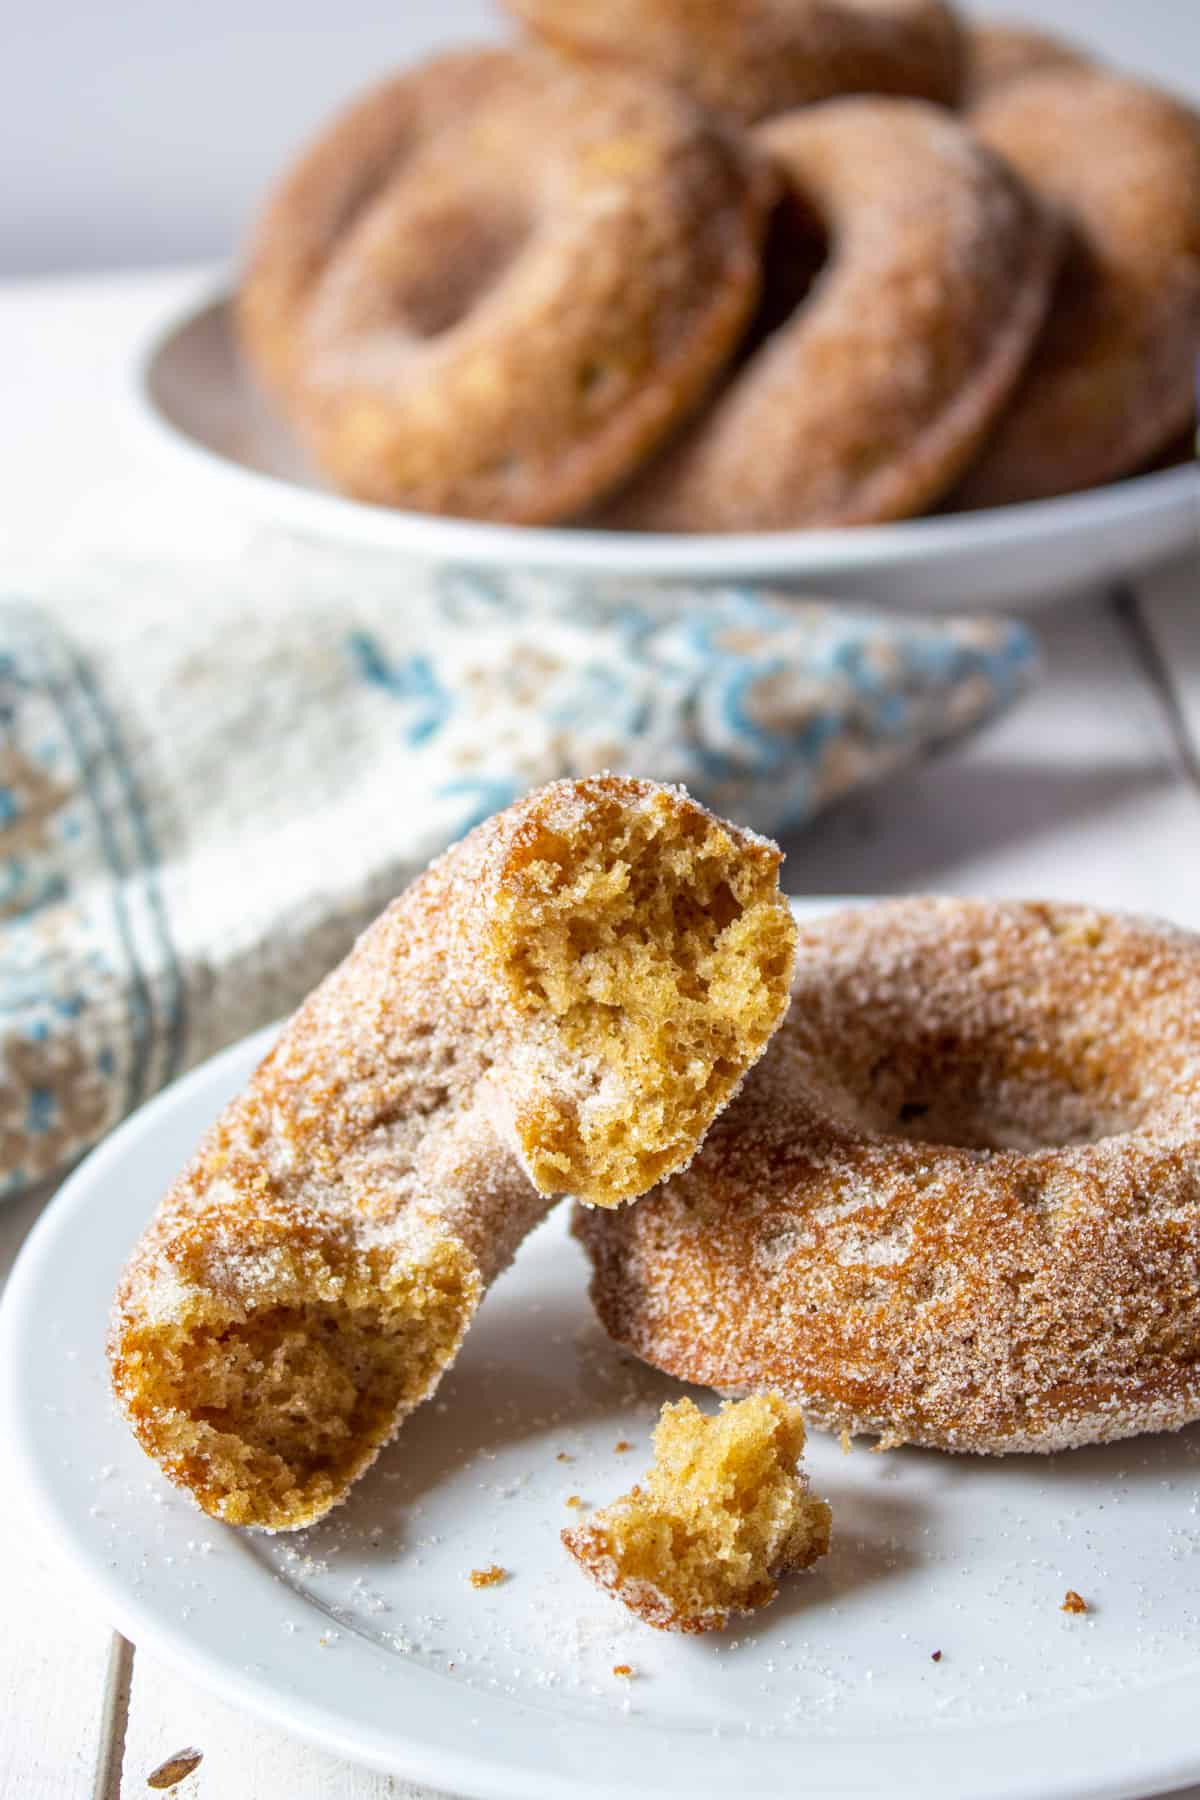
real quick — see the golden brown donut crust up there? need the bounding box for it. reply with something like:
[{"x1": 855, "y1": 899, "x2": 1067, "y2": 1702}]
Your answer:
[
  {"x1": 605, "y1": 99, "x2": 1059, "y2": 531},
  {"x1": 961, "y1": 19, "x2": 1093, "y2": 106},
  {"x1": 576, "y1": 899, "x2": 1200, "y2": 1455},
  {"x1": 109, "y1": 778, "x2": 796, "y2": 1529},
  {"x1": 506, "y1": 0, "x2": 965, "y2": 124},
  {"x1": 237, "y1": 48, "x2": 768, "y2": 524},
  {"x1": 956, "y1": 69, "x2": 1200, "y2": 505}
]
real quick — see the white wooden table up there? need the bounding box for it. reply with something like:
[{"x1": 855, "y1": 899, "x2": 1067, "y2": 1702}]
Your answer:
[{"x1": 1, "y1": 269, "x2": 1198, "y2": 1800}]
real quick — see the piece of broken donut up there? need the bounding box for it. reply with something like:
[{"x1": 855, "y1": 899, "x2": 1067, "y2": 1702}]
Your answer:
[
  {"x1": 108, "y1": 776, "x2": 797, "y2": 1530},
  {"x1": 563, "y1": 1394, "x2": 831, "y2": 1632}
]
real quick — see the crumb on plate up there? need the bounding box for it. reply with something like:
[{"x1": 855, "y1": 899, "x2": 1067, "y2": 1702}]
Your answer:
[
  {"x1": 562, "y1": 1393, "x2": 831, "y2": 1633},
  {"x1": 469, "y1": 1564, "x2": 508, "y2": 1589},
  {"x1": 146, "y1": 1746, "x2": 204, "y2": 1789}
]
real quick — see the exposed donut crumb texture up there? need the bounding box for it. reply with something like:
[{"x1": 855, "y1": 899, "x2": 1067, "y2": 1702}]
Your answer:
[
  {"x1": 563, "y1": 1394, "x2": 831, "y2": 1632},
  {"x1": 469, "y1": 1563, "x2": 509, "y2": 1588}
]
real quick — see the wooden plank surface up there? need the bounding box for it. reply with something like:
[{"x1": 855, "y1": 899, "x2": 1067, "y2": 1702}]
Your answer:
[
  {"x1": 779, "y1": 575, "x2": 1200, "y2": 926},
  {"x1": 117, "y1": 1653, "x2": 454, "y2": 1800},
  {"x1": 1132, "y1": 556, "x2": 1200, "y2": 778}
]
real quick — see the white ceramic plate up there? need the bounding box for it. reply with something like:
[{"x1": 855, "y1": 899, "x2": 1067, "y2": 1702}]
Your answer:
[
  {"x1": 131, "y1": 288, "x2": 1198, "y2": 610},
  {"x1": 5, "y1": 898, "x2": 1200, "y2": 1800}
]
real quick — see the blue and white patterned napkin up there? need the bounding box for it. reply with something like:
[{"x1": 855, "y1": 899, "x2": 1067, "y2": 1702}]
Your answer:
[{"x1": 0, "y1": 548, "x2": 1037, "y2": 1196}]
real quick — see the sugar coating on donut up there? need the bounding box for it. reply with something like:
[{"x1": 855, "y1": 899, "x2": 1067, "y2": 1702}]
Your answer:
[
  {"x1": 576, "y1": 899, "x2": 1200, "y2": 1455},
  {"x1": 606, "y1": 98, "x2": 1061, "y2": 531},
  {"x1": 109, "y1": 777, "x2": 796, "y2": 1530},
  {"x1": 562, "y1": 1395, "x2": 831, "y2": 1632},
  {"x1": 238, "y1": 49, "x2": 768, "y2": 524},
  {"x1": 507, "y1": 0, "x2": 965, "y2": 124},
  {"x1": 962, "y1": 20, "x2": 1093, "y2": 106},
  {"x1": 956, "y1": 69, "x2": 1200, "y2": 503}
]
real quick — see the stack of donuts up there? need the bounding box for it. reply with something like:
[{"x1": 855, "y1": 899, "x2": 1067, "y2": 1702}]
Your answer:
[{"x1": 239, "y1": 4, "x2": 1200, "y2": 530}]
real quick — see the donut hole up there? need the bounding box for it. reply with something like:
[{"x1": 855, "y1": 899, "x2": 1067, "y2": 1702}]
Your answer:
[
  {"x1": 736, "y1": 188, "x2": 829, "y2": 364},
  {"x1": 1020, "y1": 218, "x2": 1100, "y2": 364},
  {"x1": 495, "y1": 787, "x2": 795, "y2": 1205},
  {"x1": 849, "y1": 1031, "x2": 1143, "y2": 1154},
  {"x1": 112, "y1": 1229, "x2": 478, "y2": 1529},
  {"x1": 390, "y1": 199, "x2": 532, "y2": 340}
]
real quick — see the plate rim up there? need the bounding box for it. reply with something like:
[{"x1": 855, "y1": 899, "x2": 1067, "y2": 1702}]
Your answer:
[
  {"x1": 127, "y1": 282, "x2": 1199, "y2": 586},
  {"x1": 6, "y1": 898, "x2": 1200, "y2": 1800}
]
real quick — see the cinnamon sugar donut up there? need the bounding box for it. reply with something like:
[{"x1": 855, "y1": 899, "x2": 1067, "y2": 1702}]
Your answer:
[
  {"x1": 109, "y1": 778, "x2": 796, "y2": 1529},
  {"x1": 606, "y1": 99, "x2": 1059, "y2": 531},
  {"x1": 956, "y1": 70, "x2": 1200, "y2": 506},
  {"x1": 506, "y1": 0, "x2": 965, "y2": 125},
  {"x1": 577, "y1": 900, "x2": 1200, "y2": 1455},
  {"x1": 962, "y1": 20, "x2": 1092, "y2": 105},
  {"x1": 238, "y1": 49, "x2": 767, "y2": 524}
]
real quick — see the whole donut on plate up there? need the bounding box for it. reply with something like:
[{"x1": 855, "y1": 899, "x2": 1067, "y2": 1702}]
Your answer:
[
  {"x1": 576, "y1": 899, "x2": 1200, "y2": 1455},
  {"x1": 605, "y1": 98, "x2": 1060, "y2": 531},
  {"x1": 238, "y1": 48, "x2": 769, "y2": 523}
]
